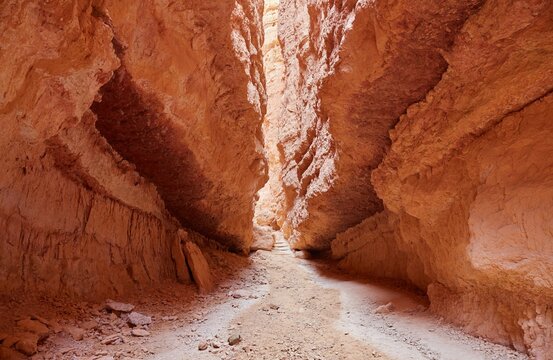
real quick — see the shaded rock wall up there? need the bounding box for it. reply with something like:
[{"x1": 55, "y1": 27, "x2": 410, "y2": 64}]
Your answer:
[
  {"x1": 93, "y1": 0, "x2": 267, "y2": 252},
  {"x1": 327, "y1": 0, "x2": 553, "y2": 357},
  {"x1": 278, "y1": 0, "x2": 483, "y2": 250},
  {"x1": 253, "y1": 0, "x2": 286, "y2": 229},
  {"x1": 0, "y1": 0, "x2": 266, "y2": 297}
]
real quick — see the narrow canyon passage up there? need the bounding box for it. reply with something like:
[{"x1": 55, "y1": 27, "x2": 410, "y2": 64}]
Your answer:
[
  {"x1": 1, "y1": 0, "x2": 552, "y2": 360},
  {"x1": 0, "y1": 237, "x2": 528, "y2": 360}
]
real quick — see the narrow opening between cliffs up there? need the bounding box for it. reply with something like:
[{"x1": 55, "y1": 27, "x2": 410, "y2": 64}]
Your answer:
[{"x1": 0, "y1": 0, "x2": 548, "y2": 359}]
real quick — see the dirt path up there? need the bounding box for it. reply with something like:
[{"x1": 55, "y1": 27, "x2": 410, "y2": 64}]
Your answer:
[
  {"x1": 1, "y1": 238, "x2": 529, "y2": 360},
  {"x1": 146, "y1": 240, "x2": 527, "y2": 360}
]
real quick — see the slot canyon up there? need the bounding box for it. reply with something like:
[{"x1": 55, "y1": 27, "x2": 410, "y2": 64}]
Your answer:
[{"x1": 0, "y1": 0, "x2": 552, "y2": 359}]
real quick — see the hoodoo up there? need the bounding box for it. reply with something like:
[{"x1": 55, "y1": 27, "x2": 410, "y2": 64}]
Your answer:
[{"x1": 0, "y1": 0, "x2": 551, "y2": 359}]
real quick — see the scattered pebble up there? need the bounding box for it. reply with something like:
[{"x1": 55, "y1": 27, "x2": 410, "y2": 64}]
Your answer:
[
  {"x1": 105, "y1": 300, "x2": 134, "y2": 313},
  {"x1": 101, "y1": 334, "x2": 124, "y2": 345},
  {"x1": 64, "y1": 326, "x2": 85, "y2": 341},
  {"x1": 374, "y1": 302, "x2": 395, "y2": 314},
  {"x1": 14, "y1": 333, "x2": 39, "y2": 356},
  {"x1": 198, "y1": 341, "x2": 208, "y2": 351},
  {"x1": 228, "y1": 334, "x2": 241, "y2": 346},
  {"x1": 127, "y1": 312, "x2": 152, "y2": 327},
  {"x1": 131, "y1": 329, "x2": 150, "y2": 337},
  {"x1": 81, "y1": 319, "x2": 99, "y2": 330}
]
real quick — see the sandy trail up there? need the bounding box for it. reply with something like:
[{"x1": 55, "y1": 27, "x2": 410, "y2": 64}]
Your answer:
[
  {"x1": 147, "y1": 240, "x2": 527, "y2": 360},
  {"x1": 0, "y1": 239, "x2": 529, "y2": 360}
]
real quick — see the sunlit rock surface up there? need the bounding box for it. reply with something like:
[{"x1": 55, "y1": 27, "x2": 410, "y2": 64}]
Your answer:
[
  {"x1": 329, "y1": 0, "x2": 553, "y2": 357},
  {"x1": 0, "y1": 0, "x2": 266, "y2": 297}
]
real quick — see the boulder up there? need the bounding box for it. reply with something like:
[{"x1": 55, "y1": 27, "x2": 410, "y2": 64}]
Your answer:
[
  {"x1": 182, "y1": 242, "x2": 213, "y2": 292},
  {"x1": 64, "y1": 326, "x2": 85, "y2": 341},
  {"x1": 105, "y1": 300, "x2": 134, "y2": 313},
  {"x1": 127, "y1": 312, "x2": 152, "y2": 327},
  {"x1": 14, "y1": 334, "x2": 38, "y2": 356},
  {"x1": 16, "y1": 319, "x2": 49, "y2": 341},
  {"x1": 250, "y1": 225, "x2": 275, "y2": 252}
]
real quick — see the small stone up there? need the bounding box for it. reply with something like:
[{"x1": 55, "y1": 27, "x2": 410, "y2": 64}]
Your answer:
[
  {"x1": 101, "y1": 334, "x2": 123, "y2": 345},
  {"x1": 131, "y1": 329, "x2": 150, "y2": 337},
  {"x1": 182, "y1": 241, "x2": 213, "y2": 292},
  {"x1": 81, "y1": 320, "x2": 98, "y2": 330},
  {"x1": 228, "y1": 289, "x2": 252, "y2": 299},
  {"x1": 127, "y1": 312, "x2": 152, "y2": 327},
  {"x1": 198, "y1": 341, "x2": 208, "y2": 351},
  {"x1": 161, "y1": 316, "x2": 178, "y2": 321},
  {"x1": 228, "y1": 334, "x2": 241, "y2": 346},
  {"x1": 374, "y1": 302, "x2": 394, "y2": 314},
  {"x1": 105, "y1": 300, "x2": 134, "y2": 313},
  {"x1": 269, "y1": 304, "x2": 279, "y2": 310},
  {"x1": 64, "y1": 326, "x2": 85, "y2": 341},
  {"x1": 292, "y1": 250, "x2": 311, "y2": 259},
  {"x1": 16, "y1": 319, "x2": 49, "y2": 340},
  {"x1": 211, "y1": 342, "x2": 220, "y2": 349},
  {"x1": 14, "y1": 333, "x2": 39, "y2": 356}
]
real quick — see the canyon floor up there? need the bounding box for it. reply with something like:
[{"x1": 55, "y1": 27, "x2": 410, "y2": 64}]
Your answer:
[{"x1": 0, "y1": 236, "x2": 529, "y2": 360}]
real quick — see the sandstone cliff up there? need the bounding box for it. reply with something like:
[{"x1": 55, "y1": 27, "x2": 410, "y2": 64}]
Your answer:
[
  {"x1": 254, "y1": 0, "x2": 286, "y2": 230},
  {"x1": 279, "y1": 0, "x2": 553, "y2": 357},
  {"x1": 0, "y1": 0, "x2": 266, "y2": 297},
  {"x1": 278, "y1": 0, "x2": 483, "y2": 250}
]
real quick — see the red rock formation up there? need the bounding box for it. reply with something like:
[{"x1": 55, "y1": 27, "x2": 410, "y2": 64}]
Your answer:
[
  {"x1": 327, "y1": 0, "x2": 553, "y2": 357},
  {"x1": 0, "y1": 0, "x2": 266, "y2": 297},
  {"x1": 91, "y1": 0, "x2": 267, "y2": 252},
  {"x1": 278, "y1": 0, "x2": 483, "y2": 250},
  {"x1": 254, "y1": 0, "x2": 286, "y2": 230}
]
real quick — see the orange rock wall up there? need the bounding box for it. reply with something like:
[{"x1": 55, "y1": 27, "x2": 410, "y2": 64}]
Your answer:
[
  {"x1": 278, "y1": 0, "x2": 482, "y2": 249},
  {"x1": 254, "y1": 0, "x2": 286, "y2": 229},
  {"x1": 371, "y1": 1, "x2": 553, "y2": 355},
  {"x1": 280, "y1": 0, "x2": 553, "y2": 357},
  {"x1": 0, "y1": 0, "x2": 266, "y2": 297}
]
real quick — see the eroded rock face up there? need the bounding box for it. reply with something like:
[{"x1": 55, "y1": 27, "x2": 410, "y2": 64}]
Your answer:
[
  {"x1": 253, "y1": 0, "x2": 286, "y2": 229},
  {"x1": 0, "y1": 0, "x2": 266, "y2": 296},
  {"x1": 328, "y1": 0, "x2": 553, "y2": 357},
  {"x1": 277, "y1": 0, "x2": 483, "y2": 250},
  {"x1": 92, "y1": 0, "x2": 267, "y2": 252}
]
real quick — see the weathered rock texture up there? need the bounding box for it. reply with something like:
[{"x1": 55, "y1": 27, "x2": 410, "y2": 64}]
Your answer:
[
  {"x1": 278, "y1": 0, "x2": 483, "y2": 250},
  {"x1": 326, "y1": 0, "x2": 553, "y2": 358},
  {"x1": 253, "y1": 0, "x2": 286, "y2": 229},
  {"x1": 0, "y1": 0, "x2": 266, "y2": 297},
  {"x1": 90, "y1": 0, "x2": 267, "y2": 252}
]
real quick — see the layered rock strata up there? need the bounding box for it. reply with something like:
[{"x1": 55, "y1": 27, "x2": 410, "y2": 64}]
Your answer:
[
  {"x1": 0, "y1": 0, "x2": 266, "y2": 297},
  {"x1": 329, "y1": 0, "x2": 553, "y2": 357},
  {"x1": 278, "y1": 0, "x2": 483, "y2": 249}
]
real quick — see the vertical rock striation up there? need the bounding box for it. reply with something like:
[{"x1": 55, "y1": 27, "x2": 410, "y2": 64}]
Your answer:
[
  {"x1": 254, "y1": 0, "x2": 286, "y2": 230},
  {"x1": 92, "y1": 0, "x2": 267, "y2": 252},
  {"x1": 0, "y1": 0, "x2": 266, "y2": 297},
  {"x1": 326, "y1": 0, "x2": 553, "y2": 357},
  {"x1": 278, "y1": 0, "x2": 483, "y2": 250}
]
